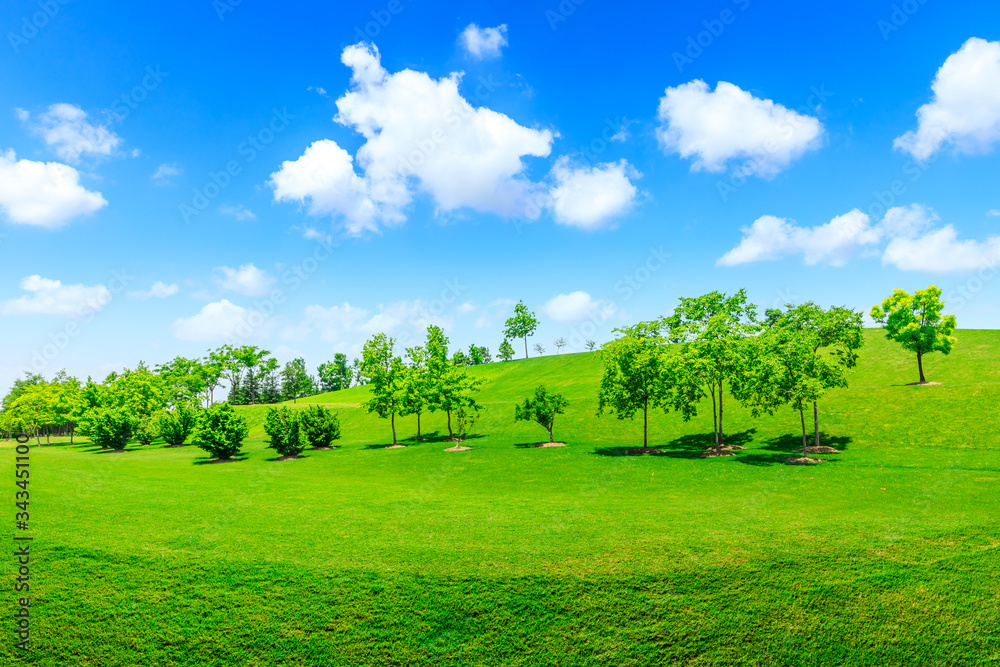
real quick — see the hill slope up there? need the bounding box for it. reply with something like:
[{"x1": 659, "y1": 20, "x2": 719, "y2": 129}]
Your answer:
[{"x1": 4, "y1": 330, "x2": 1000, "y2": 666}]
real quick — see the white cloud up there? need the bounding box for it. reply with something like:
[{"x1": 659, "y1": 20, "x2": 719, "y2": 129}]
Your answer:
[
  {"x1": 271, "y1": 139, "x2": 380, "y2": 233},
  {"x1": 717, "y1": 209, "x2": 879, "y2": 267},
  {"x1": 219, "y1": 204, "x2": 255, "y2": 220},
  {"x1": 543, "y1": 291, "x2": 615, "y2": 322},
  {"x1": 656, "y1": 80, "x2": 823, "y2": 177},
  {"x1": 989, "y1": 208, "x2": 1000, "y2": 217},
  {"x1": 299, "y1": 299, "x2": 448, "y2": 347},
  {"x1": 0, "y1": 275, "x2": 110, "y2": 316},
  {"x1": 460, "y1": 23, "x2": 508, "y2": 59},
  {"x1": 883, "y1": 226, "x2": 1000, "y2": 272},
  {"x1": 547, "y1": 158, "x2": 640, "y2": 230},
  {"x1": 307, "y1": 86, "x2": 329, "y2": 97},
  {"x1": 213, "y1": 264, "x2": 275, "y2": 297},
  {"x1": 0, "y1": 150, "x2": 107, "y2": 228},
  {"x1": 127, "y1": 281, "x2": 179, "y2": 300},
  {"x1": 22, "y1": 103, "x2": 122, "y2": 163},
  {"x1": 894, "y1": 38, "x2": 1000, "y2": 160},
  {"x1": 270, "y1": 43, "x2": 553, "y2": 234},
  {"x1": 170, "y1": 300, "x2": 258, "y2": 342},
  {"x1": 151, "y1": 163, "x2": 181, "y2": 182},
  {"x1": 719, "y1": 203, "x2": 1000, "y2": 273}
]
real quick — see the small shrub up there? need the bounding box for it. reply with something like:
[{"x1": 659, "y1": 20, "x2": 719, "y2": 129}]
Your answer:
[
  {"x1": 192, "y1": 403, "x2": 249, "y2": 460},
  {"x1": 298, "y1": 405, "x2": 341, "y2": 449},
  {"x1": 134, "y1": 419, "x2": 157, "y2": 446},
  {"x1": 453, "y1": 405, "x2": 479, "y2": 444},
  {"x1": 263, "y1": 406, "x2": 306, "y2": 457},
  {"x1": 158, "y1": 407, "x2": 197, "y2": 446},
  {"x1": 87, "y1": 407, "x2": 136, "y2": 450}
]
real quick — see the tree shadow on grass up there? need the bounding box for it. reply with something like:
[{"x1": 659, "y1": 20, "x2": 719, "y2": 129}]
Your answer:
[
  {"x1": 735, "y1": 433, "x2": 852, "y2": 467},
  {"x1": 658, "y1": 429, "x2": 758, "y2": 459},
  {"x1": 193, "y1": 455, "x2": 249, "y2": 465}
]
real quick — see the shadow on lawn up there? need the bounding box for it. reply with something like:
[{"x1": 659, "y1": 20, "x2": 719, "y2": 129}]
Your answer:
[
  {"x1": 193, "y1": 455, "x2": 249, "y2": 465},
  {"x1": 591, "y1": 429, "x2": 757, "y2": 458},
  {"x1": 735, "y1": 433, "x2": 852, "y2": 466}
]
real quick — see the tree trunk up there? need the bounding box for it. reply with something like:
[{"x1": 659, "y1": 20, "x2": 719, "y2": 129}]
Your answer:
[
  {"x1": 391, "y1": 412, "x2": 397, "y2": 446},
  {"x1": 643, "y1": 396, "x2": 648, "y2": 448},
  {"x1": 46, "y1": 426, "x2": 50, "y2": 445},
  {"x1": 524, "y1": 337, "x2": 529, "y2": 359},
  {"x1": 447, "y1": 409, "x2": 453, "y2": 439},
  {"x1": 416, "y1": 412, "x2": 422, "y2": 440},
  {"x1": 548, "y1": 424, "x2": 554, "y2": 443},
  {"x1": 917, "y1": 351, "x2": 926, "y2": 383},
  {"x1": 800, "y1": 407, "x2": 808, "y2": 456},
  {"x1": 711, "y1": 383, "x2": 719, "y2": 451},
  {"x1": 70, "y1": 425, "x2": 75, "y2": 445},
  {"x1": 717, "y1": 381, "x2": 725, "y2": 454},
  {"x1": 813, "y1": 401, "x2": 820, "y2": 450}
]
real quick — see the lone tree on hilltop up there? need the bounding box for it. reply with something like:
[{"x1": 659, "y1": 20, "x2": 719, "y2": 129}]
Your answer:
[
  {"x1": 515, "y1": 385, "x2": 568, "y2": 443},
  {"x1": 870, "y1": 286, "x2": 956, "y2": 384},
  {"x1": 503, "y1": 300, "x2": 539, "y2": 359},
  {"x1": 554, "y1": 338, "x2": 566, "y2": 354},
  {"x1": 498, "y1": 339, "x2": 515, "y2": 362}
]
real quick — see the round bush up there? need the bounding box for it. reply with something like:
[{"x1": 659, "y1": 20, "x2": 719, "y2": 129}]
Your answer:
[
  {"x1": 192, "y1": 403, "x2": 249, "y2": 460},
  {"x1": 263, "y1": 406, "x2": 305, "y2": 457},
  {"x1": 298, "y1": 405, "x2": 341, "y2": 449}
]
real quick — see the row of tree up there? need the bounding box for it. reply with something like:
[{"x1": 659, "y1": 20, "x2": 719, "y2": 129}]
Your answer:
[{"x1": 596, "y1": 286, "x2": 956, "y2": 458}]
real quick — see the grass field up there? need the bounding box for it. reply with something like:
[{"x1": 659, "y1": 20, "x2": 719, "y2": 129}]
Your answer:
[{"x1": 4, "y1": 329, "x2": 1000, "y2": 665}]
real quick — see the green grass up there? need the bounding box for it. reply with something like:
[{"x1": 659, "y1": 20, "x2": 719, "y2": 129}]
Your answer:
[{"x1": 4, "y1": 330, "x2": 1000, "y2": 665}]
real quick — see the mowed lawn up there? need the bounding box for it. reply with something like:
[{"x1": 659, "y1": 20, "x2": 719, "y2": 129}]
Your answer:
[{"x1": 4, "y1": 330, "x2": 1000, "y2": 666}]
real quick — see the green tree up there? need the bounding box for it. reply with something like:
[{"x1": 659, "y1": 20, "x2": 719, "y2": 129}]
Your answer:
[
  {"x1": 86, "y1": 406, "x2": 137, "y2": 450},
  {"x1": 661, "y1": 290, "x2": 759, "y2": 454},
  {"x1": 503, "y1": 300, "x2": 539, "y2": 358},
  {"x1": 870, "y1": 285, "x2": 957, "y2": 384},
  {"x1": 744, "y1": 303, "x2": 864, "y2": 457},
  {"x1": 597, "y1": 322, "x2": 668, "y2": 448},
  {"x1": 157, "y1": 407, "x2": 197, "y2": 446},
  {"x1": 585, "y1": 340, "x2": 596, "y2": 352},
  {"x1": 400, "y1": 346, "x2": 431, "y2": 440},
  {"x1": 361, "y1": 333, "x2": 407, "y2": 446},
  {"x1": 299, "y1": 405, "x2": 341, "y2": 448},
  {"x1": 264, "y1": 406, "x2": 306, "y2": 457},
  {"x1": 498, "y1": 339, "x2": 515, "y2": 362},
  {"x1": 452, "y1": 404, "x2": 479, "y2": 444},
  {"x1": 192, "y1": 403, "x2": 249, "y2": 460},
  {"x1": 318, "y1": 353, "x2": 352, "y2": 392},
  {"x1": 468, "y1": 345, "x2": 491, "y2": 365},
  {"x1": 8, "y1": 383, "x2": 55, "y2": 445},
  {"x1": 281, "y1": 358, "x2": 311, "y2": 402},
  {"x1": 425, "y1": 325, "x2": 484, "y2": 439},
  {"x1": 515, "y1": 385, "x2": 569, "y2": 443},
  {"x1": 533, "y1": 343, "x2": 545, "y2": 355},
  {"x1": 554, "y1": 338, "x2": 567, "y2": 354}
]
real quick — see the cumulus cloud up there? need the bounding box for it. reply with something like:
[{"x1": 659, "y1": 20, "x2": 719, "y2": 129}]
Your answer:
[
  {"x1": 717, "y1": 209, "x2": 880, "y2": 267},
  {"x1": 219, "y1": 204, "x2": 255, "y2": 220},
  {"x1": 988, "y1": 209, "x2": 1000, "y2": 217},
  {"x1": 719, "y1": 204, "x2": 1000, "y2": 273},
  {"x1": 883, "y1": 226, "x2": 1000, "y2": 272},
  {"x1": 656, "y1": 80, "x2": 823, "y2": 177},
  {"x1": 547, "y1": 158, "x2": 640, "y2": 230},
  {"x1": 127, "y1": 281, "x2": 179, "y2": 300},
  {"x1": 213, "y1": 264, "x2": 275, "y2": 297},
  {"x1": 0, "y1": 150, "x2": 107, "y2": 228},
  {"x1": 270, "y1": 43, "x2": 554, "y2": 234},
  {"x1": 894, "y1": 38, "x2": 1000, "y2": 160},
  {"x1": 0, "y1": 275, "x2": 110, "y2": 316},
  {"x1": 21, "y1": 103, "x2": 122, "y2": 163},
  {"x1": 543, "y1": 291, "x2": 616, "y2": 322},
  {"x1": 170, "y1": 300, "x2": 259, "y2": 342},
  {"x1": 460, "y1": 23, "x2": 508, "y2": 59}
]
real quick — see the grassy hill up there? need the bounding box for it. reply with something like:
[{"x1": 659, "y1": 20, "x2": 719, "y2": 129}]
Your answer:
[{"x1": 4, "y1": 330, "x2": 1000, "y2": 665}]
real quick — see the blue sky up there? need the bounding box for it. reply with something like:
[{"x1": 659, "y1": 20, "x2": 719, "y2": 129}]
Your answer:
[{"x1": 2, "y1": 0, "x2": 999, "y2": 389}]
